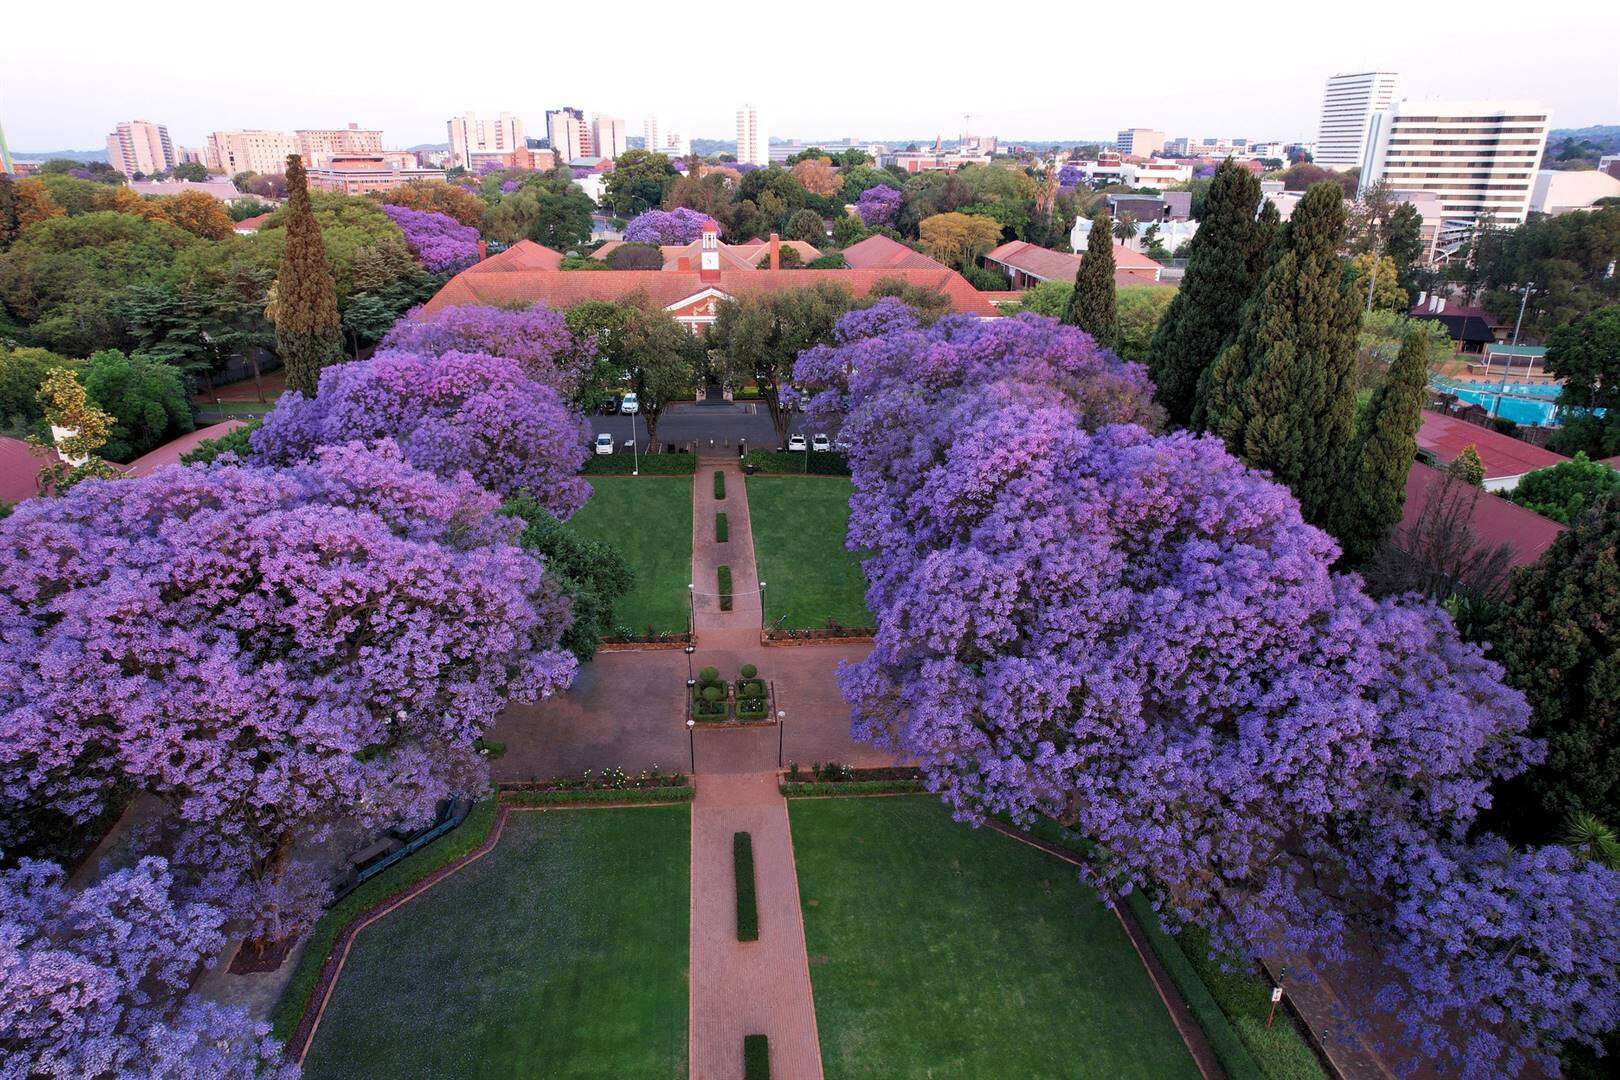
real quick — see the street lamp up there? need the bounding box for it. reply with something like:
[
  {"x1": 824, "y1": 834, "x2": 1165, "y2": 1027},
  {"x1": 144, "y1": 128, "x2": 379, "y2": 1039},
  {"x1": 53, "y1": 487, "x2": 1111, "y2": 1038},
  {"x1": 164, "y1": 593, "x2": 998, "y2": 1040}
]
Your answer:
[
  {"x1": 758, "y1": 581, "x2": 766, "y2": 633},
  {"x1": 776, "y1": 708, "x2": 786, "y2": 769},
  {"x1": 629, "y1": 408, "x2": 640, "y2": 476},
  {"x1": 684, "y1": 642, "x2": 695, "y2": 683},
  {"x1": 686, "y1": 718, "x2": 696, "y2": 774}
]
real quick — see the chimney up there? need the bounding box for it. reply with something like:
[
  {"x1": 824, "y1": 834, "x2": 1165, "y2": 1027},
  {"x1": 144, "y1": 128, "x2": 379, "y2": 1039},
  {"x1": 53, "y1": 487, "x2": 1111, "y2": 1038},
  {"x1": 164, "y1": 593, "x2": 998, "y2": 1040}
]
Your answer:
[
  {"x1": 768, "y1": 233, "x2": 781, "y2": 271},
  {"x1": 477, "y1": 240, "x2": 487, "y2": 261}
]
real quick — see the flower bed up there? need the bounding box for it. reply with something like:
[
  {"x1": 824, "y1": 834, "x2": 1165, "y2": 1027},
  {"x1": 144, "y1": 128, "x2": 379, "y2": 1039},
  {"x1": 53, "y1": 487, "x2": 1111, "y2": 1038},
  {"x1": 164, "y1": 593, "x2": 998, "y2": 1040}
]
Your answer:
[
  {"x1": 764, "y1": 623, "x2": 875, "y2": 644},
  {"x1": 779, "y1": 764, "x2": 924, "y2": 797},
  {"x1": 499, "y1": 767, "x2": 691, "y2": 796}
]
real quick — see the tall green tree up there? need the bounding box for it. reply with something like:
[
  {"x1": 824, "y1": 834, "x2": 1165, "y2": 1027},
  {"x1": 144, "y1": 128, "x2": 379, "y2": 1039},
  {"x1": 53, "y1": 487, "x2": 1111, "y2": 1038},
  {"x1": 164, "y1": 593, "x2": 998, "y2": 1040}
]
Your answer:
[
  {"x1": 80, "y1": 349, "x2": 194, "y2": 461},
  {"x1": 0, "y1": 173, "x2": 18, "y2": 252},
  {"x1": 1336, "y1": 330, "x2": 1430, "y2": 564},
  {"x1": 1197, "y1": 183, "x2": 1361, "y2": 526},
  {"x1": 1383, "y1": 201, "x2": 1424, "y2": 298},
  {"x1": 1509, "y1": 453, "x2": 1620, "y2": 524},
  {"x1": 1491, "y1": 498, "x2": 1620, "y2": 840},
  {"x1": 711, "y1": 282, "x2": 853, "y2": 446},
  {"x1": 272, "y1": 155, "x2": 341, "y2": 397},
  {"x1": 1065, "y1": 213, "x2": 1118, "y2": 347},
  {"x1": 1147, "y1": 160, "x2": 1269, "y2": 426},
  {"x1": 1546, "y1": 306, "x2": 1620, "y2": 458}
]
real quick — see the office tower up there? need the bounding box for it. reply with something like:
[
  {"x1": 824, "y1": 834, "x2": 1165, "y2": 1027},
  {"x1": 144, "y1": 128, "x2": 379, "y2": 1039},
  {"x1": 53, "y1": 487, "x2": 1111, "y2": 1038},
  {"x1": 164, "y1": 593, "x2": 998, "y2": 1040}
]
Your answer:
[
  {"x1": 447, "y1": 111, "x2": 524, "y2": 168},
  {"x1": 591, "y1": 115, "x2": 626, "y2": 160},
  {"x1": 737, "y1": 103, "x2": 767, "y2": 166},
  {"x1": 105, "y1": 119, "x2": 179, "y2": 176},
  {"x1": 546, "y1": 107, "x2": 589, "y2": 161},
  {"x1": 1316, "y1": 71, "x2": 1403, "y2": 168},
  {"x1": 208, "y1": 129, "x2": 299, "y2": 176},
  {"x1": 1115, "y1": 128, "x2": 1166, "y2": 157}
]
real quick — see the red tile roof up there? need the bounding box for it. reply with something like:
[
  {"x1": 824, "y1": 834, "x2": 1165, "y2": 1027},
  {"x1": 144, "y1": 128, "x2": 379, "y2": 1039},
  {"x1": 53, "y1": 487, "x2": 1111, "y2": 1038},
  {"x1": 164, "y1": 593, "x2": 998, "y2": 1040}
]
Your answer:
[
  {"x1": 123, "y1": 421, "x2": 248, "y2": 477},
  {"x1": 984, "y1": 239, "x2": 1164, "y2": 284},
  {"x1": 233, "y1": 213, "x2": 272, "y2": 233},
  {"x1": 473, "y1": 239, "x2": 564, "y2": 272},
  {"x1": 421, "y1": 267, "x2": 1001, "y2": 317},
  {"x1": 1398, "y1": 462, "x2": 1564, "y2": 568},
  {"x1": 1416, "y1": 411, "x2": 1567, "y2": 481},
  {"x1": 0, "y1": 436, "x2": 48, "y2": 506},
  {"x1": 591, "y1": 239, "x2": 821, "y2": 270},
  {"x1": 840, "y1": 234, "x2": 947, "y2": 271}
]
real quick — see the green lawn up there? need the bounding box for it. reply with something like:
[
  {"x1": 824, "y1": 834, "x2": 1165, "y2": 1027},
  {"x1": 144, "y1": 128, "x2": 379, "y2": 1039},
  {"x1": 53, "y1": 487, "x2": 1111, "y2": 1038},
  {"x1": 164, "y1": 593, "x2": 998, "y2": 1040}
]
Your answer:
[
  {"x1": 746, "y1": 476, "x2": 872, "y2": 630},
  {"x1": 569, "y1": 477, "x2": 693, "y2": 635},
  {"x1": 303, "y1": 806, "x2": 690, "y2": 1080},
  {"x1": 789, "y1": 796, "x2": 1201, "y2": 1080}
]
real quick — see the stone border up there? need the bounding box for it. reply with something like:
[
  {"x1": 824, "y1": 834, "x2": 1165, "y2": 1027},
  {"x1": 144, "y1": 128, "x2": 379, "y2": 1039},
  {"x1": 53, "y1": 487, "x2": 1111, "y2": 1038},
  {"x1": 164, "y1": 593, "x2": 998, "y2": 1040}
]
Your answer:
[
  {"x1": 599, "y1": 638, "x2": 691, "y2": 652},
  {"x1": 761, "y1": 631, "x2": 876, "y2": 648}
]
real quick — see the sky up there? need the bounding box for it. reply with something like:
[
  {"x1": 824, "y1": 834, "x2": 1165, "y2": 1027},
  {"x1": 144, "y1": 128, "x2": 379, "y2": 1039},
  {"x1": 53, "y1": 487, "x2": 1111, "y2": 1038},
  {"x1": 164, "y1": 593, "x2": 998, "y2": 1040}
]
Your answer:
[{"x1": 3, "y1": 0, "x2": 1616, "y2": 152}]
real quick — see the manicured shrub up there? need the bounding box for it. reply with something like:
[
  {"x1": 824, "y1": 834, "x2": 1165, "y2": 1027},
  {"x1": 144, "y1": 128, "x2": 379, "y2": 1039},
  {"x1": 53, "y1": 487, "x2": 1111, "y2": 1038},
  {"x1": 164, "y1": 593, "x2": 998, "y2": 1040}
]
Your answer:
[
  {"x1": 744, "y1": 1034, "x2": 770, "y2": 1079},
  {"x1": 718, "y1": 565, "x2": 733, "y2": 611},
  {"x1": 713, "y1": 469, "x2": 726, "y2": 499},
  {"x1": 716, "y1": 512, "x2": 729, "y2": 542},
  {"x1": 583, "y1": 452, "x2": 696, "y2": 475},
  {"x1": 699, "y1": 666, "x2": 720, "y2": 685},
  {"x1": 734, "y1": 832, "x2": 759, "y2": 942},
  {"x1": 702, "y1": 685, "x2": 723, "y2": 703},
  {"x1": 741, "y1": 450, "x2": 850, "y2": 476},
  {"x1": 740, "y1": 663, "x2": 758, "y2": 679}
]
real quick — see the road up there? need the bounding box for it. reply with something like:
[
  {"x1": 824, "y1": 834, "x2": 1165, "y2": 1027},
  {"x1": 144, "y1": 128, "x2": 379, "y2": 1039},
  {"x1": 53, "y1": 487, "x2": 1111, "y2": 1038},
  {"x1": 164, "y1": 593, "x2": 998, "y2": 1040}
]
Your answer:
[{"x1": 587, "y1": 400, "x2": 826, "y2": 453}]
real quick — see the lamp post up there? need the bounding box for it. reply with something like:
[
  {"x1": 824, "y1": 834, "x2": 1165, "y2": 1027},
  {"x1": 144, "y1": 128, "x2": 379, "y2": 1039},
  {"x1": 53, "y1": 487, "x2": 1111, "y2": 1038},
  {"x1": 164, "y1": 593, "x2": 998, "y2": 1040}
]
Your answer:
[
  {"x1": 776, "y1": 708, "x2": 785, "y2": 769},
  {"x1": 688, "y1": 582, "x2": 694, "y2": 640},
  {"x1": 686, "y1": 718, "x2": 696, "y2": 774},
  {"x1": 758, "y1": 581, "x2": 766, "y2": 633},
  {"x1": 629, "y1": 408, "x2": 640, "y2": 476}
]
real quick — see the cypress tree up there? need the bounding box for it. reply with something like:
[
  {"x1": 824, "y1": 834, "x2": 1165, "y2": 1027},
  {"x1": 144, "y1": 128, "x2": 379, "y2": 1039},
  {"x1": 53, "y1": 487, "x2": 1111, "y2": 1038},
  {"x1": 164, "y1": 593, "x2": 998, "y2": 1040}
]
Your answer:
[
  {"x1": 1196, "y1": 183, "x2": 1361, "y2": 526},
  {"x1": 1148, "y1": 160, "x2": 1265, "y2": 426},
  {"x1": 1065, "y1": 211, "x2": 1118, "y2": 348},
  {"x1": 0, "y1": 173, "x2": 17, "y2": 252},
  {"x1": 1336, "y1": 330, "x2": 1430, "y2": 565},
  {"x1": 274, "y1": 155, "x2": 341, "y2": 397}
]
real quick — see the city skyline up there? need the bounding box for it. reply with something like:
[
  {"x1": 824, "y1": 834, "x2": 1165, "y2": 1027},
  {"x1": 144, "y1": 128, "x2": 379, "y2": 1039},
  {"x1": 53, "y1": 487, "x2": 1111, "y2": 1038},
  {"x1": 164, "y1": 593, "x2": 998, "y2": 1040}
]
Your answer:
[{"x1": 2, "y1": 1, "x2": 1613, "y2": 152}]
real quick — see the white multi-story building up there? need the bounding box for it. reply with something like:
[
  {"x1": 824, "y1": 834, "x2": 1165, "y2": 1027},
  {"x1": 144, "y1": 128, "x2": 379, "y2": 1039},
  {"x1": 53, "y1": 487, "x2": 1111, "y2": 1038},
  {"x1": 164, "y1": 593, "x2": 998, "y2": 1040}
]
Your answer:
[
  {"x1": 296, "y1": 124, "x2": 382, "y2": 167},
  {"x1": 446, "y1": 111, "x2": 524, "y2": 168},
  {"x1": 106, "y1": 120, "x2": 178, "y2": 176},
  {"x1": 208, "y1": 129, "x2": 299, "y2": 176},
  {"x1": 737, "y1": 104, "x2": 767, "y2": 166},
  {"x1": 546, "y1": 107, "x2": 590, "y2": 161},
  {"x1": 1316, "y1": 71, "x2": 1403, "y2": 169},
  {"x1": 642, "y1": 115, "x2": 660, "y2": 154},
  {"x1": 591, "y1": 116, "x2": 626, "y2": 160},
  {"x1": 1358, "y1": 100, "x2": 1551, "y2": 242},
  {"x1": 1115, "y1": 128, "x2": 1165, "y2": 157}
]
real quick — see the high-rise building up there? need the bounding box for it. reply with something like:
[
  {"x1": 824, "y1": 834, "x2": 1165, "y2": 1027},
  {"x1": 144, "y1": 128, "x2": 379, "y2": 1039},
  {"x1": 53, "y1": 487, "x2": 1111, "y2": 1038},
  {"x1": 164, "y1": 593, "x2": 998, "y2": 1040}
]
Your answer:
[
  {"x1": 546, "y1": 107, "x2": 590, "y2": 161},
  {"x1": 737, "y1": 104, "x2": 767, "y2": 166},
  {"x1": 1359, "y1": 99, "x2": 1551, "y2": 234},
  {"x1": 105, "y1": 120, "x2": 178, "y2": 176},
  {"x1": 296, "y1": 124, "x2": 383, "y2": 167},
  {"x1": 447, "y1": 111, "x2": 524, "y2": 168},
  {"x1": 1316, "y1": 71, "x2": 1403, "y2": 169},
  {"x1": 663, "y1": 131, "x2": 691, "y2": 159},
  {"x1": 591, "y1": 116, "x2": 627, "y2": 160},
  {"x1": 1115, "y1": 128, "x2": 1166, "y2": 157},
  {"x1": 643, "y1": 115, "x2": 660, "y2": 155},
  {"x1": 208, "y1": 129, "x2": 299, "y2": 176}
]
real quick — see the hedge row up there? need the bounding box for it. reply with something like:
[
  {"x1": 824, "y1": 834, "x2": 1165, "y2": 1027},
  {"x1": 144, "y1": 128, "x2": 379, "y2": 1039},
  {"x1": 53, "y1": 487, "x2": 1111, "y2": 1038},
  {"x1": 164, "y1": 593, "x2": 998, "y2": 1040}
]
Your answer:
[
  {"x1": 713, "y1": 470, "x2": 726, "y2": 498},
  {"x1": 501, "y1": 786, "x2": 695, "y2": 807},
  {"x1": 583, "y1": 453, "x2": 697, "y2": 475},
  {"x1": 734, "y1": 831, "x2": 759, "y2": 942},
  {"x1": 715, "y1": 512, "x2": 729, "y2": 543},
  {"x1": 741, "y1": 450, "x2": 850, "y2": 476},
  {"x1": 744, "y1": 1034, "x2": 770, "y2": 1079},
  {"x1": 718, "y1": 565, "x2": 733, "y2": 611},
  {"x1": 270, "y1": 798, "x2": 500, "y2": 1041},
  {"x1": 778, "y1": 780, "x2": 925, "y2": 797}
]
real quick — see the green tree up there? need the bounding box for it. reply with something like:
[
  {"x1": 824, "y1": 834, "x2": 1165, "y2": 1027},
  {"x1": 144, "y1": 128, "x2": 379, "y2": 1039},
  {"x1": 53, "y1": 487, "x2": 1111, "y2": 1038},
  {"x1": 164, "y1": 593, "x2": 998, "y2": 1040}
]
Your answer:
[
  {"x1": 1065, "y1": 212, "x2": 1118, "y2": 347},
  {"x1": 80, "y1": 349, "x2": 194, "y2": 461},
  {"x1": 1336, "y1": 330, "x2": 1430, "y2": 564},
  {"x1": 1347, "y1": 252, "x2": 1407, "y2": 312},
  {"x1": 916, "y1": 212, "x2": 1002, "y2": 270},
  {"x1": 1508, "y1": 454, "x2": 1620, "y2": 524},
  {"x1": 0, "y1": 173, "x2": 18, "y2": 252},
  {"x1": 1111, "y1": 211, "x2": 1138, "y2": 243},
  {"x1": 1383, "y1": 202, "x2": 1424, "y2": 297},
  {"x1": 1491, "y1": 498, "x2": 1620, "y2": 838},
  {"x1": 602, "y1": 150, "x2": 676, "y2": 216},
  {"x1": 525, "y1": 169, "x2": 594, "y2": 251},
  {"x1": 171, "y1": 161, "x2": 211, "y2": 182},
  {"x1": 711, "y1": 282, "x2": 854, "y2": 446},
  {"x1": 786, "y1": 208, "x2": 826, "y2": 245},
  {"x1": 1197, "y1": 183, "x2": 1361, "y2": 527},
  {"x1": 1449, "y1": 444, "x2": 1486, "y2": 487},
  {"x1": 564, "y1": 296, "x2": 697, "y2": 446},
  {"x1": 272, "y1": 155, "x2": 341, "y2": 397},
  {"x1": 501, "y1": 496, "x2": 633, "y2": 660},
  {"x1": 1545, "y1": 307, "x2": 1620, "y2": 458},
  {"x1": 1148, "y1": 160, "x2": 1270, "y2": 427},
  {"x1": 0, "y1": 344, "x2": 78, "y2": 435}
]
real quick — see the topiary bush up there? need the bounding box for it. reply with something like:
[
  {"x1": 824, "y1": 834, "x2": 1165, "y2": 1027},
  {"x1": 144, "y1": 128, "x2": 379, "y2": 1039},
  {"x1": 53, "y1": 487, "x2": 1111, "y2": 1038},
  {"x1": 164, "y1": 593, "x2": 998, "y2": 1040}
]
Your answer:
[
  {"x1": 734, "y1": 832, "x2": 759, "y2": 942},
  {"x1": 740, "y1": 663, "x2": 757, "y2": 679},
  {"x1": 699, "y1": 665, "x2": 720, "y2": 685}
]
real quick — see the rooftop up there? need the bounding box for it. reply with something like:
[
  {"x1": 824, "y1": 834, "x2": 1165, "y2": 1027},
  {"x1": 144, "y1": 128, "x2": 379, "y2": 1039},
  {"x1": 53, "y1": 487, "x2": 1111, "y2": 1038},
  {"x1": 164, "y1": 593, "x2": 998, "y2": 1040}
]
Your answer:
[
  {"x1": 840, "y1": 235, "x2": 947, "y2": 271},
  {"x1": 985, "y1": 240, "x2": 1165, "y2": 287},
  {"x1": 1416, "y1": 410, "x2": 1567, "y2": 480},
  {"x1": 1398, "y1": 461, "x2": 1564, "y2": 568}
]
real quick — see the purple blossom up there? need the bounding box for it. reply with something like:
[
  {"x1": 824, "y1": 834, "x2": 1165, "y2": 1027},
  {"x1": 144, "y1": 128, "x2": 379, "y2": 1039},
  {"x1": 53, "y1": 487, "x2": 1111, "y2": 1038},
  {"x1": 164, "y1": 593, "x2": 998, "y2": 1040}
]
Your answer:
[
  {"x1": 381, "y1": 203, "x2": 481, "y2": 275},
  {"x1": 380, "y1": 302, "x2": 589, "y2": 397},
  {"x1": 477, "y1": 160, "x2": 503, "y2": 176},
  {"x1": 1057, "y1": 164, "x2": 1082, "y2": 189},
  {"x1": 623, "y1": 207, "x2": 718, "y2": 245},
  {"x1": 500, "y1": 179, "x2": 522, "y2": 194},
  {"x1": 1194, "y1": 164, "x2": 1217, "y2": 179},
  {"x1": 855, "y1": 184, "x2": 903, "y2": 228},
  {"x1": 251, "y1": 348, "x2": 592, "y2": 514}
]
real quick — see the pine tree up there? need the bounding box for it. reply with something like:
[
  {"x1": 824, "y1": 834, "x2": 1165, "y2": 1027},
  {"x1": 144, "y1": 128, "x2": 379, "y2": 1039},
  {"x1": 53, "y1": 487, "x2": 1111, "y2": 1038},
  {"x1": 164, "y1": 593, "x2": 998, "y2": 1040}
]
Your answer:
[
  {"x1": 1065, "y1": 212, "x2": 1117, "y2": 348},
  {"x1": 1196, "y1": 183, "x2": 1361, "y2": 526},
  {"x1": 1450, "y1": 444, "x2": 1485, "y2": 487},
  {"x1": 1148, "y1": 161, "x2": 1266, "y2": 427},
  {"x1": 274, "y1": 155, "x2": 341, "y2": 397},
  {"x1": 1336, "y1": 330, "x2": 1430, "y2": 564}
]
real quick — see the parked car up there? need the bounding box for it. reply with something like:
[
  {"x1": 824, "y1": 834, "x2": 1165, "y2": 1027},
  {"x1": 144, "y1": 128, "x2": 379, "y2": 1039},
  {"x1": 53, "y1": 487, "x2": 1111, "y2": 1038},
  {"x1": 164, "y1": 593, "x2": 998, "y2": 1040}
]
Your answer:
[
  {"x1": 598, "y1": 396, "x2": 619, "y2": 415},
  {"x1": 811, "y1": 433, "x2": 831, "y2": 452},
  {"x1": 786, "y1": 434, "x2": 808, "y2": 452},
  {"x1": 594, "y1": 432, "x2": 615, "y2": 455},
  {"x1": 620, "y1": 392, "x2": 640, "y2": 414},
  {"x1": 833, "y1": 435, "x2": 851, "y2": 452}
]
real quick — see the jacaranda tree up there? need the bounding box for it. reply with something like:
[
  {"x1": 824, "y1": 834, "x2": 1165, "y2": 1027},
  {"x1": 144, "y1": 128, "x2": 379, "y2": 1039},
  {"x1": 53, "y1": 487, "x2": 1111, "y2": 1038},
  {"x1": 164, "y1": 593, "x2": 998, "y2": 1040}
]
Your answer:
[
  {"x1": 0, "y1": 443, "x2": 578, "y2": 948},
  {"x1": 378, "y1": 303, "x2": 589, "y2": 400},
  {"x1": 250, "y1": 348, "x2": 592, "y2": 514},
  {"x1": 0, "y1": 856, "x2": 296, "y2": 1077},
  {"x1": 379, "y1": 203, "x2": 481, "y2": 275},
  {"x1": 796, "y1": 302, "x2": 1620, "y2": 1077},
  {"x1": 623, "y1": 207, "x2": 717, "y2": 245},
  {"x1": 854, "y1": 185, "x2": 903, "y2": 229}
]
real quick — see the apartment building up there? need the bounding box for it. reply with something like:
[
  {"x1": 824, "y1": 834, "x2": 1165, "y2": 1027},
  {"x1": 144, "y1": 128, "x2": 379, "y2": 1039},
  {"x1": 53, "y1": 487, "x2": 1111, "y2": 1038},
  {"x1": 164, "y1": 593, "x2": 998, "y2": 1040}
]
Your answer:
[
  {"x1": 591, "y1": 116, "x2": 626, "y2": 160},
  {"x1": 447, "y1": 111, "x2": 524, "y2": 168},
  {"x1": 546, "y1": 107, "x2": 590, "y2": 160},
  {"x1": 306, "y1": 154, "x2": 447, "y2": 195},
  {"x1": 1358, "y1": 100, "x2": 1551, "y2": 238},
  {"x1": 105, "y1": 120, "x2": 178, "y2": 176},
  {"x1": 643, "y1": 115, "x2": 660, "y2": 155},
  {"x1": 209, "y1": 129, "x2": 299, "y2": 176},
  {"x1": 737, "y1": 104, "x2": 767, "y2": 166},
  {"x1": 296, "y1": 124, "x2": 382, "y2": 166},
  {"x1": 1316, "y1": 71, "x2": 1403, "y2": 169},
  {"x1": 1115, "y1": 128, "x2": 1166, "y2": 157}
]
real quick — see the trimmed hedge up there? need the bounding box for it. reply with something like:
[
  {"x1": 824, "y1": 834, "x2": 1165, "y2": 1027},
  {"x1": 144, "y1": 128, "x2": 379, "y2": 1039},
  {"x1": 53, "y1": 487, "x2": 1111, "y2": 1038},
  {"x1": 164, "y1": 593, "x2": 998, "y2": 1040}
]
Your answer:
[
  {"x1": 502, "y1": 786, "x2": 695, "y2": 807},
  {"x1": 718, "y1": 565, "x2": 733, "y2": 611},
  {"x1": 583, "y1": 453, "x2": 697, "y2": 475},
  {"x1": 779, "y1": 779, "x2": 925, "y2": 797},
  {"x1": 270, "y1": 798, "x2": 500, "y2": 1041},
  {"x1": 716, "y1": 512, "x2": 729, "y2": 543},
  {"x1": 744, "y1": 1034, "x2": 770, "y2": 1079},
  {"x1": 734, "y1": 831, "x2": 759, "y2": 942},
  {"x1": 713, "y1": 470, "x2": 726, "y2": 498},
  {"x1": 742, "y1": 450, "x2": 850, "y2": 476}
]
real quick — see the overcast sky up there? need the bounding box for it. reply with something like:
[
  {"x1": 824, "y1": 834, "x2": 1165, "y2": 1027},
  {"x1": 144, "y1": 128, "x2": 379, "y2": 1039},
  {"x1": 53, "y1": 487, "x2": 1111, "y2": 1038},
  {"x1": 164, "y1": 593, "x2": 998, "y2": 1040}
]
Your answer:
[{"x1": 3, "y1": 1, "x2": 1615, "y2": 152}]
